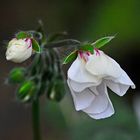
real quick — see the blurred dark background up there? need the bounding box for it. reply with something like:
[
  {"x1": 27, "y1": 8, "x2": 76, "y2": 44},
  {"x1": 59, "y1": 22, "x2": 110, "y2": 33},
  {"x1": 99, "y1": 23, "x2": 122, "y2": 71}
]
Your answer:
[{"x1": 0, "y1": 0, "x2": 140, "y2": 140}]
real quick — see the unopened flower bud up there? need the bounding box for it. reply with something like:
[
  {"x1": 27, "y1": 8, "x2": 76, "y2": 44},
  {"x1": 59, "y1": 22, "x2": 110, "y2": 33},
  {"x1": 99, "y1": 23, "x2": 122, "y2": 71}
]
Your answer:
[
  {"x1": 47, "y1": 75, "x2": 66, "y2": 102},
  {"x1": 6, "y1": 38, "x2": 32, "y2": 63},
  {"x1": 8, "y1": 68, "x2": 25, "y2": 83},
  {"x1": 17, "y1": 81, "x2": 36, "y2": 102}
]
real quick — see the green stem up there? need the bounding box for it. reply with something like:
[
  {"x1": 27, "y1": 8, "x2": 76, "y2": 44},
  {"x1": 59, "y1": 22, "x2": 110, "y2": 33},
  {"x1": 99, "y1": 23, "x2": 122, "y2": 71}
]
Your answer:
[
  {"x1": 32, "y1": 99, "x2": 42, "y2": 140},
  {"x1": 45, "y1": 39, "x2": 81, "y2": 48}
]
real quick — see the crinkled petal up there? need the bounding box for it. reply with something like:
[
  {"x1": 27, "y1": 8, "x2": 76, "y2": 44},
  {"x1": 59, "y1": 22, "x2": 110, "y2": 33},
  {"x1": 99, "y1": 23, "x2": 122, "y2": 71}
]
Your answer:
[
  {"x1": 85, "y1": 50, "x2": 121, "y2": 79},
  {"x1": 83, "y1": 83, "x2": 110, "y2": 114},
  {"x1": 69, "y1": 79, "x2": 96, "y2": 92},
  {"x1": 114, "y1": 69, "x2": 135, "y2": 89},
  {"x1": 67, "y1": 79, "x2": 95, "y2": 111},
  {"x1": 105, "y1": 69, "x2": 135, "y2": 96},
  {"x1": 88, "y1": 100, "x2": 114, "y2": 119},
  {"x1": 68, "y1": 56, "x2": 101, "y2": 85}
]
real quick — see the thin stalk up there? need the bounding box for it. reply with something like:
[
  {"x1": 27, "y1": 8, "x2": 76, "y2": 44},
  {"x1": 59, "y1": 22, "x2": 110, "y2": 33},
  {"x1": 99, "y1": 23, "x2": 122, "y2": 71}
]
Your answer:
[
  {"x1": 45, "y1": 39, "x2": 81, "y2": 48},
  {"x1": 32, "y1": 98, "x2": 42, "y2": 140}
]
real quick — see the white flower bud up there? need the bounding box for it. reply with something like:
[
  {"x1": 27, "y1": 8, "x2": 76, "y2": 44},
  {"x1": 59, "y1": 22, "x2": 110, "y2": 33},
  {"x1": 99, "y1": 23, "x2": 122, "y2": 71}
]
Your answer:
[{"x1": 6, "y1": 38, "x2": 32, "y2": 63}]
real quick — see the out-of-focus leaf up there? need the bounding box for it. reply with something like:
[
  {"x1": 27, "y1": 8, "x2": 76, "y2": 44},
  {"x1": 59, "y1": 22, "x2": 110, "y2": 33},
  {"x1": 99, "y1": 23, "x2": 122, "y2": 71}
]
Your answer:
[
  {"x1": 47, "y1": 31, "x2": 68, "y2": 42},
  {"x1": 8, "y1": 67, "x2": 25, "y2": 84},
  {"x1": 45, "y1": 39, "x2": 81, "y2": 48},
  {"x1": 47, "y1": 75, "x2": 66, "y2": 102}
]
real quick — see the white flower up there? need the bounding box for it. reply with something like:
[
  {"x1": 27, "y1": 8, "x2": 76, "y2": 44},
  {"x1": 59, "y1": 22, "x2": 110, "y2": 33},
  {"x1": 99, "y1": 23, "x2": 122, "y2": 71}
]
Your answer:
[
  {"x1": 67, "y1": 50, "x2": 135, "y2": 119},
  {"x1": 6, "y1": 38, "x2": 32, "y2": 63}
]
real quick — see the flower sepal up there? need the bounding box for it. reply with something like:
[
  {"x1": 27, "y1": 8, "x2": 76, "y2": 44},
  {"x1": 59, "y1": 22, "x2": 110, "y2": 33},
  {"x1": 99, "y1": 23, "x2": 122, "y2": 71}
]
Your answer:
[
  {"x1": 79, "y1": 43, "x2": 94, "y2": 54},
  {"x1": 92, "y1": 36, "x2": 115, "y2": 49},
  {"x1": 16, "y1": 31, "x2": 32, "y2": 39},
  {"x1": 16, "y1": 31, "x2": 41, "y2": 53}
]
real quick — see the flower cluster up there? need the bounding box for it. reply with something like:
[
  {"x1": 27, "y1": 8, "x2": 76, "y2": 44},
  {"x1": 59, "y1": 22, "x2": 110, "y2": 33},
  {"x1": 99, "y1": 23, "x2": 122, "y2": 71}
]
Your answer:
[
  {"x1": 5, "y1": 30, "x2": 135, "y2": 120},
  {"x1": 5, "y1": 31, "x2": 66, "y2": 103},
  {"x1": 67, "y1": 49, "x2": 135, "y2": 119}
]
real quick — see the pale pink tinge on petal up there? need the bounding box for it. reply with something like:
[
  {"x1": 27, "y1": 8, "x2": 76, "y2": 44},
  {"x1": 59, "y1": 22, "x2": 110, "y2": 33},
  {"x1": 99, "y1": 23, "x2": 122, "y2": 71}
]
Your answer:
[{"x1": 68, "y1": 57, "x2": 101, "y2": 85}]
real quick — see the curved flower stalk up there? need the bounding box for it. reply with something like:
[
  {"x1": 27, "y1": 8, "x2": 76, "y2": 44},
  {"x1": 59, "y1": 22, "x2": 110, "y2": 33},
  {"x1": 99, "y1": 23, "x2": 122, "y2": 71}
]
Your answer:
[{"x1": 67, "y1": 50, "x2": 135, "y2": 119}]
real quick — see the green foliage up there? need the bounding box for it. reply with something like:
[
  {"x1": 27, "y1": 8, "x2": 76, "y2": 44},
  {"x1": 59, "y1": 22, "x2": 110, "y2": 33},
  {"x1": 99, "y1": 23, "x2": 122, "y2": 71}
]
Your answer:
[
  {"x1": 8, "y1": 67, "x2": 25, "y2": 84},
  {"x1": 16, "y1": 31, "x2": 31, "y2": 39},
  {"x1": 80, "y1": 44, "x2": 94, "y2": 54},
  {"x1": 16, "y1": 31, "x2": 41, "y2": 53},
  {"x1": 47, "y1": 75, "x2": 66, "y2": 101},
  {"x1": 92, "y1": 36, "x2": 115, "y2": 49},
  {"x1": 16, "y1": 81, "x2": 36, "y2": 102},
  {"x1": 31, "y1": 38, "x2": 41, "y2": 53},
  {"x1": 63, "y1": 50, "x2": 78, "y2": 64},
  {"x1": 63, "y1": 36, "x2": 115, "y2": 64}
]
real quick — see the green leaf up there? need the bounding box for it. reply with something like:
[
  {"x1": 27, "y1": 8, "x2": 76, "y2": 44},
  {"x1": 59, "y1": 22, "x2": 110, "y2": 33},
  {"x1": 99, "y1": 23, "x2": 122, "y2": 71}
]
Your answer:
[
  {"x1": 80, "y1": 44, "x2": 94, "y2": 54},
  {"x1": 92, "y1": 36, "x2": 115, "y2": 49},
  {"x1": 16, "y1": 31, "x2": 31, "y2": 39},
  {"x1": 63, "y1": 50, "x2": 78, "y2": 64},
  {"x1": 31, "y1": 38, "x2": 41, "y2": 53}
]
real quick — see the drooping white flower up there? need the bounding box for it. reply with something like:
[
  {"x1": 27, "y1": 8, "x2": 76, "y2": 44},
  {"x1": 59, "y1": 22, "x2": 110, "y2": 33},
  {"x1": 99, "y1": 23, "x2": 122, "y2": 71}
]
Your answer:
[
  {"x1": 85, "y1": 50, "x2": 135, "y2": 96},
  {"x1": 6, "y1": 38, "x2": 32, "y2": 63},
  {"x1": 67, "y1": 50, "x2": 135, "y2": 119}
]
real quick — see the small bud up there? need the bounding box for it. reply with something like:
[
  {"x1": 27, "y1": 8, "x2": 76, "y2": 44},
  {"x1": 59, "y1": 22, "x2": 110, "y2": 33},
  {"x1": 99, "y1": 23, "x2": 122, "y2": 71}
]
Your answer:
[
  {"x1": 47, "y1": 75, "x2": 66, "y2": 102},
  {"x1": 17, "y1": 81, "x2": 36, "y2": 102},
  {"x1": 6, "y1": 38, "x2": 32, "y2": 63},
  {"x1": 8, "y1": 68, "x2": 25, "y2": 83}
]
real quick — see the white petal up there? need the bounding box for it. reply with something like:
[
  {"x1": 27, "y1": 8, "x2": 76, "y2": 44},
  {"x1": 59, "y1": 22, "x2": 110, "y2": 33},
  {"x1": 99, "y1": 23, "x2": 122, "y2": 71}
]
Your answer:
[
  {"x1": 83, "y1": 83, "x2": 110, "y2": 114},
  {"x1": 69, "y1": 79, "x2": 96, "y2": 92},
  {"x1": 67, "y1": 79, "x2": 95, "y2": 111},
  {"x1": 115, "y1": 69, "x2": 135, "y2": 89},
  {"x1": 105, "y1": 69, "x2": 135, "y2": 96},
  {"x1": 86, "y1": 83, "x2": 114, "y2": 119},
  {"x1": 85, "y1": 50, "x2": 121, "y2": 78},
  {"x1": 68, "y1": 56, "x2": 101, "y2": 85},
  {"x1": 88, "y1": 101, "x2": 114, "y2": 119},
  {"x1": 6, "y1": 39, "x2": 32, "y2": 63}
]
